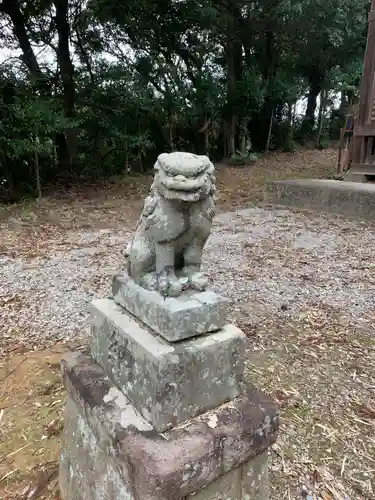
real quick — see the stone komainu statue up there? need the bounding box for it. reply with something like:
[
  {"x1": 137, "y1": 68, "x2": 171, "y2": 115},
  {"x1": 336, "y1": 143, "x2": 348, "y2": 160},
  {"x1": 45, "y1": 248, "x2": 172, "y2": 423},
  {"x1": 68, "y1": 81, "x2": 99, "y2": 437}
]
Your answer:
[{"x1": 126, "y1": 152, "x2": 216, "y2": 297}]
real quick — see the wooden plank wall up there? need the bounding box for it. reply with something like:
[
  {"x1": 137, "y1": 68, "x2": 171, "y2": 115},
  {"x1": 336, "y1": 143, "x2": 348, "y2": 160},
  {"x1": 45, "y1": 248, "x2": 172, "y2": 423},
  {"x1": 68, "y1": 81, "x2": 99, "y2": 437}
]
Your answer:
[
  {"x1": 357, "y1": 1, "x2": 375, "y2": 127},
  {"x1": 352, "y1": 1, "x2": 375, "y2": 164}
]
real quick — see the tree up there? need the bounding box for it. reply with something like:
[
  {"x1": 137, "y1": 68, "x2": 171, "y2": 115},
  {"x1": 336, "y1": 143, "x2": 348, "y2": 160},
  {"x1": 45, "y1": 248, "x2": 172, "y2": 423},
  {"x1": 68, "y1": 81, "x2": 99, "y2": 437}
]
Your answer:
[
  {"x1": 295, "y1": 0, "x2": 368, "y2": 130},
  {"x1": 0, "y1": 0, "x2": 370, "y2": 200}
]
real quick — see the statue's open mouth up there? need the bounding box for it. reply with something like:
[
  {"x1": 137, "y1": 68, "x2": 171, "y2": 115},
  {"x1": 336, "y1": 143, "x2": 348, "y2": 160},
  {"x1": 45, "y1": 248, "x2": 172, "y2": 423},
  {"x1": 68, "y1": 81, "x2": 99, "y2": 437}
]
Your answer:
[
  {"x1": 161, "y1": 176, "x2": 205, "y2": 192},
  {"x1": 161, "y1": 188, "x2": 203, "y2": 202}
]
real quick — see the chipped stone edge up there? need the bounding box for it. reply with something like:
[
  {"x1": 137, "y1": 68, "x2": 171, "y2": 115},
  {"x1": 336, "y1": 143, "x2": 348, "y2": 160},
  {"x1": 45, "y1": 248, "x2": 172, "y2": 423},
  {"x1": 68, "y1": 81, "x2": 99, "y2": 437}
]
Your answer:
[{"x1": 61, "y1": 352, "x2": 279, "y2": 500}]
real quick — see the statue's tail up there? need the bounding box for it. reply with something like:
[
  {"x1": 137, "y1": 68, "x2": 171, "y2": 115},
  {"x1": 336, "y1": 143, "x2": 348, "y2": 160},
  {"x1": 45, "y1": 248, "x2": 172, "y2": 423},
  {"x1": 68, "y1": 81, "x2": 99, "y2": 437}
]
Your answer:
[{"x1": 124, "y1": 242, "x2": 132, "y2": 275}]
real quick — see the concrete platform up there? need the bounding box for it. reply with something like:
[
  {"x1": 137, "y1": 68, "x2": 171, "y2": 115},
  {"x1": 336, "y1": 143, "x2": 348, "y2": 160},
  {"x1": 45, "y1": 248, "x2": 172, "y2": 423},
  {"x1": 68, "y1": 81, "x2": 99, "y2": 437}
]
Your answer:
[
  {"x1": 344, "y1": 162, "x2": 375, "y2": 182},
  {"x1": 265, "y1": 179, "x2": 375, "y2": 220}
]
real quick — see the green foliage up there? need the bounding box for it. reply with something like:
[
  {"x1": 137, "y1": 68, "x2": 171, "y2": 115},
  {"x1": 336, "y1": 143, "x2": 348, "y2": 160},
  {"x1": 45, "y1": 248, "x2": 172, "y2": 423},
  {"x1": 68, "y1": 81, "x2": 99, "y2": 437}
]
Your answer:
[
  {"x1": 317, "y1": 137, "x2": 331, "y2": 150},
  {"x1": 230, "y1": 151, "x2": 259, "y2": 166},
  {"x1": 0, "y1": 96, "x2": 69, "y2": 159},
  {"x1": 0, "y1": 0, "x2": 370, "y2": 199}
]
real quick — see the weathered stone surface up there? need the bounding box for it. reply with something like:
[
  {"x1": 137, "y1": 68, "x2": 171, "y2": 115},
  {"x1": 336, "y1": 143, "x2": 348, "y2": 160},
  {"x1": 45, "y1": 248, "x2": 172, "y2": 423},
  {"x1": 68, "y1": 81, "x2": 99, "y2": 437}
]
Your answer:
[
  {"x1": 186, "y1": 467, "x2": 242, "y2": 499},
  {"x1": 185, "y1": 452, "x2": 269, "y2": 500},
  {"x1": 126, "y1": 152, "x2": 216, "y2": 297},
  {"x1": 112, "y1": 273, "x2": 228, "y2": 342},
  {"x1": 60, "y1": 352, "x2": 279, "y2": 500},
  {"x1": 90, "y1": 298, "x2": 244, "y2": 431},
  {"x1": 265, "y1": 178, "x2": 375, "y2": 221},
  {"x1": 60, "y1": 397, "x2": 136, "y2": 500},
  {"x1": 241, "y1": 451, "x2": 269, "y2": 500}
]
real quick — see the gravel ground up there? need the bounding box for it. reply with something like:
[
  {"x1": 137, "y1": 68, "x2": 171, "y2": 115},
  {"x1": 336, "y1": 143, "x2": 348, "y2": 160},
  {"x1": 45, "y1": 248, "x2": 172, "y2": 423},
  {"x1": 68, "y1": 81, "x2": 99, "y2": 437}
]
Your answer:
[
  {"x1": 2, "y1": 200, "x2": 375, "y2": 499},
  {"x1": 1, "y1": 205, "x2": 374, "y2": 351}
]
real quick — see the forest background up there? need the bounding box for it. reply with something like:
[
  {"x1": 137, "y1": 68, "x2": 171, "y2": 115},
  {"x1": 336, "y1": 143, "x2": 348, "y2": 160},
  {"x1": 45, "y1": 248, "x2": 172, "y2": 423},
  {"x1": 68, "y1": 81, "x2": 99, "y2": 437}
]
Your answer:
[{"x1": 0, "y1": 0, "x2": 369, "y2": 201}]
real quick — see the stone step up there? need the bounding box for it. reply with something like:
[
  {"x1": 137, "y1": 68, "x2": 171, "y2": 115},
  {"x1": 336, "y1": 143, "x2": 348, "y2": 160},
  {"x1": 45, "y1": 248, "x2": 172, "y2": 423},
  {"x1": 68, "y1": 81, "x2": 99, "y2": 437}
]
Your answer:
[
  {"x1": 343, "y1": 172, "x2": 367, "y2": 182},
  {"x1": 347, "y1": 162, "x2": 375, "y2": 175}
]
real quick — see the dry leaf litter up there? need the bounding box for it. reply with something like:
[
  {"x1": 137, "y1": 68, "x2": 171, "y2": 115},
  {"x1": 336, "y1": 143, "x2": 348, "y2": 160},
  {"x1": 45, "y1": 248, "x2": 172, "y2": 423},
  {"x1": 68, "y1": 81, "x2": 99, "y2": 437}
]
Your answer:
[{"x1": 0, "y1": 149, "x2": 374, "y2": 499}]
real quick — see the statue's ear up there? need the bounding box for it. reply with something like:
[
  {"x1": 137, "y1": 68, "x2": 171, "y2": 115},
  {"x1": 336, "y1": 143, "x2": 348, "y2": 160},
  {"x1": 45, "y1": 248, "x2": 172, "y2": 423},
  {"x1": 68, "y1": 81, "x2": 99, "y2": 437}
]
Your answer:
[{"x1": 156, "y1": 153, "x2": 168, "y2": 170}]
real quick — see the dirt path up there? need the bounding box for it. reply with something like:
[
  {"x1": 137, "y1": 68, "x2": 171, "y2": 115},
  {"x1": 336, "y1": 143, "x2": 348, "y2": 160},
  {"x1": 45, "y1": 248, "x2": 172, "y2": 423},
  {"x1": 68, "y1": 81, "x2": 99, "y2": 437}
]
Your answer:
[{"x1": 3, "y1": 149, "x2": 374, "y2": 499}]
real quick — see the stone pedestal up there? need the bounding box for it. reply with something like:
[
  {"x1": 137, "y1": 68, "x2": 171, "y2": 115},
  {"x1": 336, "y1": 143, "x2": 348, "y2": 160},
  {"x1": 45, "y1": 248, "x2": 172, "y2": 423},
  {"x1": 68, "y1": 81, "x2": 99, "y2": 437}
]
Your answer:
[
  {"x1": 90, "y1": 298, "x2": 245, "y2": 431},
  {"x1": 112, "y1": 274, "x2": 229, "y2": 342},
  {"x1": 60, "y1": 353, "x2": 278, "y2": 500},
  {"x1": 59, "y1": 274, "x2": 279, "y2": 500}
]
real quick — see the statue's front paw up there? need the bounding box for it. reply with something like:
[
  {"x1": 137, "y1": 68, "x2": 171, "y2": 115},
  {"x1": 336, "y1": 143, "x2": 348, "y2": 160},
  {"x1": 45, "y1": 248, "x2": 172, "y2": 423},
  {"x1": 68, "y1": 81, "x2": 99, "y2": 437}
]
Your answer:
[
  {"x1": 140, "y1": 272, "x2": 158, "y2": 291},
  {"x1": 183, "y1": 267, "x2": 208, "y2": 291},
  {"x1": 158, "y1": 271, "x2": 183, "y2": 297},
  {"x1": 190, "y1": 273, "x2": 208, "y2": 291}
]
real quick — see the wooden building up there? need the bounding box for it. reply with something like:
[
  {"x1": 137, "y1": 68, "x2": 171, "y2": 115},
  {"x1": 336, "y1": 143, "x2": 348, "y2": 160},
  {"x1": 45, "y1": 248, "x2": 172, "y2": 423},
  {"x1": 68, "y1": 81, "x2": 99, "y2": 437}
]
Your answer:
[{"x1": 345, "y1": 0, "x2": 375, "y2": 181}]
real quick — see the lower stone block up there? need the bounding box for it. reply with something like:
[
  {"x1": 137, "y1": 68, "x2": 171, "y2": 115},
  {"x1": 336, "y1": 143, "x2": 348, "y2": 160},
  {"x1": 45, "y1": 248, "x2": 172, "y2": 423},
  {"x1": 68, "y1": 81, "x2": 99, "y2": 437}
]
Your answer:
[
  {"x1": 60, "y1": 352, "x2": 279, "y2": 500},
  {"x1": 241, "y1": 451, "x2": 269, "y2": 500},
  {"x1": 186, "y1": 452, "x2": 269, "y2": 500},
  {"x1": 90, "y1": 298, "x2": 245, "y2": 432},
  {"x1": 186, "y1": 467, "x2": 242, "y2": 499},
  {"x1": 60, "y1": 397, "x2": 134, "y2": 500}
]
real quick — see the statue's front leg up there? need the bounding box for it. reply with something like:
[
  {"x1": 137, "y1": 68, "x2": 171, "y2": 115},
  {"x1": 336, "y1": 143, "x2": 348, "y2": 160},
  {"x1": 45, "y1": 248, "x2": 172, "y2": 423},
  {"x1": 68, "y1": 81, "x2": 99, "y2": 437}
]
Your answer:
[
  {"x1": 155, "y1": 243, "x2": 183, "y2": 297},
  {"x1": 183, "y1": 239, "x2": 209, "y2": 291}
]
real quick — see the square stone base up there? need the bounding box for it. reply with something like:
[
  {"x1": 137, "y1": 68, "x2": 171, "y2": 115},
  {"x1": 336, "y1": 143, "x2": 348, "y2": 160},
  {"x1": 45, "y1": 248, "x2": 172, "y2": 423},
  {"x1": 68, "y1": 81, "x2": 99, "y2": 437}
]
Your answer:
[
  {"x1": 113, "y1": 273, "x2": 228, "y2": 342},
  {"x1": 90, "y1": 298, "x2": 245, "y2": 432},
  {"x1": 60, "y1": 352, "x2": 279, "y2": 500}
]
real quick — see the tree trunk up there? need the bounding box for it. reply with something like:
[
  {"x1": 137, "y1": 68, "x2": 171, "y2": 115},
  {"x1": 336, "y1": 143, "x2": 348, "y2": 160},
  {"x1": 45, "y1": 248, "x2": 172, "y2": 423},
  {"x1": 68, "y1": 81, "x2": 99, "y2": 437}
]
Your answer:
[
  {"x1": 316, "y1": 89, "x2": 326, "y2": 149},
  {"x1": 54, "y1": 0, "x2": 77, "y2": 166},
  {"x1": 239, "y1": 117, "x2": 248, "y2": 155},
  {"x1": 249, "y1": 24, "x2": 279, "y2": 152},
  {"x1": 52, "y1": 144, "x2": 58, "y2": 167},
  {"x1": 0, "y1": 0, "x2": 47, "y2": 89},
  {"x1": 286, "y1": 101, "x2": 295, "y2": 150},
  {"x1": 226, "y1": 44, "x2": 236, "y2": 157},
  {"x1": 224, "y1": 3, "x2": 243, "y2": 158},
  {"x1": 75, "y1": 27, "x2": 95, "y2": 85},
  {"x1": 124, "y1": 124, "x2": 130, "y2": 174},
  {"x1": 34, "y1": 148, "x2": 42, "y2": 198},
  {"x1": 138, "y1": 121, "x2": 144, "y2": 172},
  {"x1": 339, "y1": 91, "x2": 349, "y2": 115},
  {"x1": 287, "y1": 102, "x2": 293, "y2": 128},
  {"x1": 73, "y1": 2, "x2": 95, "y2": 86},
  {"x1": 55, "y1": 133, "x2": 71, "y2": 181},
  {"x1": 304, "y1": 75, "x2": 323, "y2": 128},
  {"x1": 223, "y1": 130, "x2": 228, "y2": 159},
  {"x1": 204, "y1": 121, "x2": 210, "y2": 157},
  {"x1": 265, "y1": 108, "x2": 274, "y2": 155},
  {"x1": 1, "y1": 0, "x2": 74, "y2": 174},
  {"x1": 227, "y1": 116, "x2": 236, "y2": 157},
  {"x1": 239, "y1": 134, "x2": 246, "y2": 156},
  {"x1": 168, "y1": 116, "x2": 175, "y2": 152},
  {"x1": 1, "y1": 155, "x2": 16, "y2": 202},
  {"x1": 125, "y1": 146, "x2": 130, "y2": 174}
]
